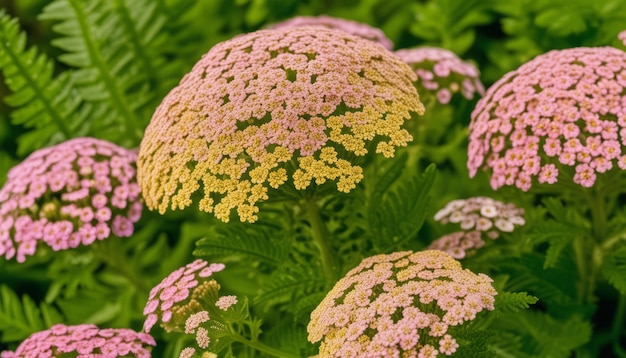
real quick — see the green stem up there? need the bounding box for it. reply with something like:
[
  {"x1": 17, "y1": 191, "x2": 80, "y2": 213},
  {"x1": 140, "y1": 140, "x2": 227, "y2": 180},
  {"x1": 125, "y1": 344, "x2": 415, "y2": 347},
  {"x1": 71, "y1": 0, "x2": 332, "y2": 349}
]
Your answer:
[
  {"x1": 573, "y1": 235, "x2": 588, "y2": 304},
  {"x1": 231, "y1": 335, "x2": 299, "y2": 358},
  {"x1": 574, "y1": 187, "x2": 608, "y2": 304},
  {"x1": 304, "y1": 198, "x2": 340, "y2": 286}
]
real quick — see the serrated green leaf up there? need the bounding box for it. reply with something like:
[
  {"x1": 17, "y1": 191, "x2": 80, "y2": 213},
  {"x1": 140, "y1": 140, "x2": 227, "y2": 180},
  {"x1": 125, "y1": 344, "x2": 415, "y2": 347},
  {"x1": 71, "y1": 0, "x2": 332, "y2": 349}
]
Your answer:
[
  {"x1": 0, "y1": 10, "x2": 80, "y2": 155},
  {"x1": 494, "y1": 291, "x2": 538, "y2": 314},
  {"x1": 601, "y1": 246, "x2": 626, "y2": 294},
  {"x1": 194, "y1": 222, "x2": 289, "y2": 265}
]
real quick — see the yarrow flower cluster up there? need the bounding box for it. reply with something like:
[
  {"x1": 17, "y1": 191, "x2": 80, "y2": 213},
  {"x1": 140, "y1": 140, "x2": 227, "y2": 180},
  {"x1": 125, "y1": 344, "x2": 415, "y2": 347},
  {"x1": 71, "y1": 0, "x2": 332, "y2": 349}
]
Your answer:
[
  {"x1": 138, "y1": 27, "x2": 424, "y2": 223},
  {"x1": 308, "y1": 250, "x2": 497, "y2": 357},
  {"x1": 428, "y1": 231, "x2": 484, "y2": 260},
  {"x1": 429, "y1": 197, "x2": 525, "y2": 259},
  {"x1": 468, "y1": 47, "x2": 626, "y2": 191},
  {"x1": 0, "y1": 324, "x2": 155, "y2": 358},
  {"x1": 268, "y1": 15, "x2": 394, "y2": 50},
  {"x1": 434, "y1": 196, "x2": 525, "y2": 236},
  {"x1": 395, "y1": 47, "x2": 485, "y2": 105},
  {"x1": 143, "y1": 259, "x2": 236, "y2": 334},
  {"x1": 0, "y1": 137, "x2": 142, "y2": 262}
]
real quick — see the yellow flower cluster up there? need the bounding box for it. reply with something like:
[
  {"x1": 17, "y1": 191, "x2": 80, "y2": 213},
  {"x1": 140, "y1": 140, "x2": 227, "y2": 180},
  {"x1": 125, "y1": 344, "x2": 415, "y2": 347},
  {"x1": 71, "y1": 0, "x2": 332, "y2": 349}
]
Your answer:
[{"x1": 138, "y1": 27, "x2": 424, "y2": 222}]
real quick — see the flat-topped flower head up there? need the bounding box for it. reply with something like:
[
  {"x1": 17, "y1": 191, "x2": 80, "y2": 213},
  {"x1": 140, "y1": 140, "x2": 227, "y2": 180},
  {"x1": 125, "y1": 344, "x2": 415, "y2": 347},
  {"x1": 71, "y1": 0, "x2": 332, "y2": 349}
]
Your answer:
[
  {"x1": 0, "y1": 138, "x2": 142, "y2": 262},
  {"x1": 138, "y1": 27, "x2": 424, "y2": 223},
  {"x1": 0, "y1": 324, "x2": 155, "y2": 358},
  {"x1": 434, "y1": 196, "x2": 525, "y2": 239},
  {"x1": 395, "y1": 47, "x2": 485, "y2": 105},
  {"x1": 308, "y1": 250, "x2": 497, "y2": 357},
  {"x1": 468, "y1": 47, "x2": 626, "y2": 191},
  {"x1": 428, "y1": 231, "x2": 485, "y2": 260},
  {"x1": 269, "y1": 15, "x2": 394, "y2": 50},
  {"x1": 143, "y1": 259, "x2": 236, "y2": 333}
]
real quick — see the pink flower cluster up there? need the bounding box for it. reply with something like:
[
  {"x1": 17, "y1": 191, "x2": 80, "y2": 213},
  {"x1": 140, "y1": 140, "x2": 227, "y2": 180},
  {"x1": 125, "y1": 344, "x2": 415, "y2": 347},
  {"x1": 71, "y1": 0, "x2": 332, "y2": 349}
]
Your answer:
[
  {"x1": 269, "y1": 15, "x2": 394, "y2": 50},
  {"x1": 143, "y1": 259, "x2": 233, "y2": 333},
  {"x1": 434, "y1": 197, "x2": 525, "y2": 236},
  {"x1": 138, "y1": 27, "x2": 424, "y2": 223},
  {"x1": 308, "y1": 250, "x2": 497, "y2": 357},
  {"x1": 430, "y1": 197, "x2": 525, "y2": 259},
  {"x1": 0, "y1": 323, "x2": 155, "y2": 358},
  {"x1": 395, "y1": 47, "x2": 485, "y2": 104},
  {"x1": 428, "y1": 231, "x2": 484, "y2": 260},
  {"x1": 468, "y1": 47, "x2": 626, "y2": 190},
  {"x1": 619, "y1": 30, "x2": 626, "y2": 47},
  {"x1": 0, "y1": 138, "x2": 142, "y2": 262}
]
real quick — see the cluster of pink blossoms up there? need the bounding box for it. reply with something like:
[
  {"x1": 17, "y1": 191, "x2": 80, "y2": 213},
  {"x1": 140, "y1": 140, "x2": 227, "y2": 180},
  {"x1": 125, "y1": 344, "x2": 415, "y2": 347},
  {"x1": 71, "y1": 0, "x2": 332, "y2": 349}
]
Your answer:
[
  {"x1": 429, "y1": 197, "x2": 525, "y2": 259},
  {"x1": 0, "y1": 138, "x2": 142, "y2": 262},
  {"x1": 468, "y1": 47, "x2": 626, "y2": 191},
  {"x1": 138, "y1": 27, "x2": 424, "y2": 223},
  {"x1": 395, "y1": 47, "x2": 485, "y2": 105},
  {"x1": 268, "y1": 15, "x2": 394, "y2": 50},
  {"x1": 0, "y1": 324, "x2": 155, "y2": 358},
  {"x1": 308, "y1": 250, "x2": 497, "y2": 357},
  {"x1": 143, "y1": 259, "x2": 237, "y2": 335}
]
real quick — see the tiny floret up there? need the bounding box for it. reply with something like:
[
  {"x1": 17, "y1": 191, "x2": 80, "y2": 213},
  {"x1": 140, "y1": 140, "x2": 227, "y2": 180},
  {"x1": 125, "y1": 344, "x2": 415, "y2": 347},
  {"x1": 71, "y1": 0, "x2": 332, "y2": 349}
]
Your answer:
[
  {"x1": 307, "y1": 250, "x2": 497, "y2": 357},
  {"x1": 0, "y1": 137, "x2": 142, "y2": 262},
  {"x1": 0, "y1": 324, "x2": 155, "y2": 358},
  {"x1": 468, "y1": 47, "x2": 626, "y2": 190},
  {"x1": 395, "y1": 47, "x2": 485, "y2": 104},
  {"x1": 269, "y1": 15, "x2": 394, "y2": 50},
  {"x1": 138, "y1": 27, "x2": 424, "y2": 223}
]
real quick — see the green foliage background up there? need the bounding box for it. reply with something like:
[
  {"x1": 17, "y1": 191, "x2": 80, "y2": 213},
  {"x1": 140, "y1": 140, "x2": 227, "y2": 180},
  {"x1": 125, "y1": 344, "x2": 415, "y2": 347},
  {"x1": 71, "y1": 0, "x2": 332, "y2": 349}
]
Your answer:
[{"x1": 1, "y1": 0, "x2": 626, "y2": 357}]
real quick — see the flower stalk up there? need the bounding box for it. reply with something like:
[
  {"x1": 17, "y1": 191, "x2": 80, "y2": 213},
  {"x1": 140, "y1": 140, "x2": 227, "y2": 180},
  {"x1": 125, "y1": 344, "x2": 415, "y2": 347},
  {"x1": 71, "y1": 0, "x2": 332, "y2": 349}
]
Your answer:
[{"x1": 304, "y1": 198, "x2": 341, "y2": 286}]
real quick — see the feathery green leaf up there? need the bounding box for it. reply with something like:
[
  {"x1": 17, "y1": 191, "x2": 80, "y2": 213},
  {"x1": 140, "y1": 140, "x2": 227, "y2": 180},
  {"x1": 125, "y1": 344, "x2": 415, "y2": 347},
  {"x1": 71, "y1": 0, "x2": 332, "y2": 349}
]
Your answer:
[
  {"x1": 0, "y1": 10, "x2": 86, "y2": 155},
  {"x1": 601, "y1": 246, "x2": 626, "y2": 295},
  {"x1": 0, "y1": 285, "x2": 63, "y2": 343}
]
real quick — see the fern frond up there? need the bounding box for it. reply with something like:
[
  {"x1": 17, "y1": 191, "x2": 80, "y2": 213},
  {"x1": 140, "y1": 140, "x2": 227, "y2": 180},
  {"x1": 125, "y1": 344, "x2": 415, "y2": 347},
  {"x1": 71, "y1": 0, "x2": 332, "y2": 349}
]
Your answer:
[
  {"x1": 40, "y1": 0, "x2": 150, "y2": 144},
  {"x1": 0, "y1": 285, "x2": 63, "y2": 343},
  {"x1": 499, "y1": 253, "x2": 579, "y2": 309},
  {"x1": 0, "y1": 10, "x2": 86, "y2": 155},
  {"x1": 254, "y1": 269, "x2": 324, "y2": 306},
  {"x1": 601, "y1": 246, "x2": 626, "y2": 295},
  {"x1": 110, "y1": 0, "x2": 185, "y2": 99},
  {"x1": 494, "y1": 291, "x2": 538, "y2": 314},
  {"x1": 368, "y1": 163, "x2": 436, "y2": 251},
  {"x1": 528, "y1": 221, "x2": 582, "y2": 269},
  {"x1": 194, "y1": 223, "x2": 290, "y2": 265},
  {"x1": 263, "y1": 320, "x2": 315, "y2": 357}
]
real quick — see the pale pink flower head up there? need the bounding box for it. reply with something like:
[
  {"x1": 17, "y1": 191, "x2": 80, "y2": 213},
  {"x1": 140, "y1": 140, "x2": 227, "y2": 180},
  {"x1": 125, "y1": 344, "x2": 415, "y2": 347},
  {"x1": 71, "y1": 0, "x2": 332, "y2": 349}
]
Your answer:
[
  {"x1": 468, "y1": 47, "x2": 626, "y2": 191},
  {"x1": 268, "y1": 15, "x2": 394, "y2": 50},
  {"x1": 434, "y1": 196, "x2": 525, "y2": 238},
  {"x1": 307, "y1": 250, "x2": 497, "y2": 357},
  {"x1": 0, "y1": 324, "x2": 155, "y2": 357},
  {"x1": 138, "y1": 27, "x2": 424, "y2": 223},
  {"x1": 0, "y1": 138, "x2": 142, "y2": 262},
  {"x1": 142, "y1": 259, "x2": 237, "y2": 334},
  {"x1": 395, "y1": 47, "x2": 485, "y2": 104}
]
